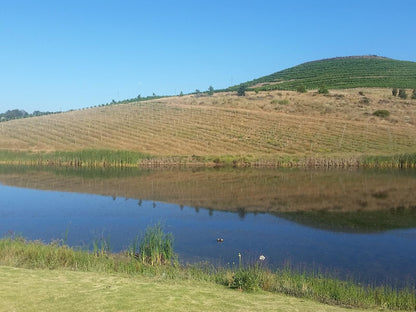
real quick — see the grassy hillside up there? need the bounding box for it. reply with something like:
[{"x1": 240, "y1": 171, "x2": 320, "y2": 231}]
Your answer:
[
  {"x1": 234, "y1": 56, "x2": 416, "y2": 91},
  {"x1": 0, "y1": 88, "x2": 415, "y2": 166}
]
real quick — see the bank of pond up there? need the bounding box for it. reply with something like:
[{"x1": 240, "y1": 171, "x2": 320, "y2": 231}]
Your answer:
[
  {"x1": 0, "y1": 231, "x2": 415, "y2": 311},
  {"x1": 0, "y1": 165, "x2": 415, "y2": 310}
]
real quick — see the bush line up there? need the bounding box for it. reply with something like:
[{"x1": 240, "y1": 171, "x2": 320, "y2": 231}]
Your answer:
[{"x1": 0, "y1": 150, "x2": 416, "y2": 169}]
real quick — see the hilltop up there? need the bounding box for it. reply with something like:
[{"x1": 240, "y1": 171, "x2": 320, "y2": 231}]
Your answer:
[{"x1": 232, "y1": 55, "x2": 416, "y2": 91}]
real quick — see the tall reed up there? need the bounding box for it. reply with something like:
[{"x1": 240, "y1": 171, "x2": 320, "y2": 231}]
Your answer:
[{"x1": 130, "y1": 223, "x2": 176, "y2": 266}]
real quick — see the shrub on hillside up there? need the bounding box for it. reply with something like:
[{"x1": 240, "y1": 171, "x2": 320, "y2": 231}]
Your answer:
[
  {"x1": 296, "y1": 84, "x2": 307, "y2": 93},
  {"x1": 372, "y1": 110, "x2": 390, "y2": 118},
  {"x1": 412, "y1": 89, "x2": 416, "y2": 99},
  {"x1": 318, "y1": 85, "x2": 329, "y2": 94},
  {"x1": 360, "y1": 97, "x2": 370, "y2": 105},
  {"x1": 398, "y1": 89, "x2": 407, "y2": 99},
  {"x1": 392, "y1": 88, "x2": 398, "y2": 96},
  {"x1": 237, "y1": 85, "x2": 246, "y2": 96}
]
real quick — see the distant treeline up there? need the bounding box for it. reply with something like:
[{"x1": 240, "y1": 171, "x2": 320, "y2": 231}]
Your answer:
[
  {"x1": 0, "y1": 109, "x2": 59, "y2": 122},
  {"x1": 99, "y1": 94, "x2": 168, "y2": 107}
]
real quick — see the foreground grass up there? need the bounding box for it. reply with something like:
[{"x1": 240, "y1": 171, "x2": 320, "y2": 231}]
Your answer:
[
  {"x1": 0, "y1": 237, "x2": 414, "y2": 311},
  {"x1": 0, "y1": 266, "x2": 374, "y2": 312}
]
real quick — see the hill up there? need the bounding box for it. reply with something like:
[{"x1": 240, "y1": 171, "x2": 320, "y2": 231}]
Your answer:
[
  {"x1": 233, "y1": 55, "x2": 416, "y2": 91},
  {"x1": 0, "y1": 86, "x2": 415, "y2": 167}
]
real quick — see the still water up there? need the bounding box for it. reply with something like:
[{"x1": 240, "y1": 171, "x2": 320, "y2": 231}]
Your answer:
[{"x1": 0, "y1": 166, "x2": 415, "y2": 286}]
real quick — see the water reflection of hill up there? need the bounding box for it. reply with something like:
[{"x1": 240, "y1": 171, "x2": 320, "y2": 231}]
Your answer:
[
  {"x1": 275, "y1": 207, "x2": 416, "y2": 233},
  {"x1": 0, "y1": 166, "x2": 415, "y2": 232}
]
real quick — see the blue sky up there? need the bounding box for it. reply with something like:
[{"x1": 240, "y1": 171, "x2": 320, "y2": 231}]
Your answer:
[{"x1": 1, "y1": 0, "x2": 416, "y2": 113}]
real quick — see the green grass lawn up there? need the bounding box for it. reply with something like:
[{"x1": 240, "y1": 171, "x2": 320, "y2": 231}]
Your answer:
[{"x1": 0, "y1": 266, "x2": 377, "y2": 312}]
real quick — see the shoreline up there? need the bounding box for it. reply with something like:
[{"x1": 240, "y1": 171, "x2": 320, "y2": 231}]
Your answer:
[
  {"x1": 0, "y1": 150, "x2": 416, "y2": 169},
  {"x1": 0, "y1": 236, "x2": 414, "y2": 311}
]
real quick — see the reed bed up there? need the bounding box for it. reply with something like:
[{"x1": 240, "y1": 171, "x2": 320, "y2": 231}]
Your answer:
[{"x1": 1, "y1": 149, "x2": 416, "y2": 168}]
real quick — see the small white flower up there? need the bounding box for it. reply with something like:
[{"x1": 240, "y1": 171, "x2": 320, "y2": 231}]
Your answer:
[{"x1": 259, "y1": 255, "x2": 265, "y2": 261}]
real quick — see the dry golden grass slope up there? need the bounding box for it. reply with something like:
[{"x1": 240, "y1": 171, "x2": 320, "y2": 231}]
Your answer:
[{"x1": 0, "y1": 89, "x2": 415, "y2": 160}]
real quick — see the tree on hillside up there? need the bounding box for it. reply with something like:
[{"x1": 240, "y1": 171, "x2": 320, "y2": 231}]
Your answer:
[
  {"x1": 208, "y1": 86, "x2": 214, "y2": 96},
  {"x1": 296, "y1": 84, "x2": 307, "y2": 93},
  {"x1": 318, "y1": 85, "x2": 329, "y2": 94},
  {"x1": 392, "y1": 88, "x2": 398, "y2": 96},
  {"x1": 237, "y1": 85, "x2": 246, "y2": 96},
  {"x1": 398, "y1": 89, "x2": 407, "y2": 99}
]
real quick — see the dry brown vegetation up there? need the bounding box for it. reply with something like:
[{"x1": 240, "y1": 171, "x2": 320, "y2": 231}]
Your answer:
[{"x1": 0, "y1": 89, "x2": 415, "y2": 162}]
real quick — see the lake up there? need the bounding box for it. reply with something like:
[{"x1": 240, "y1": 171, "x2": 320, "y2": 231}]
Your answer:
[{"x1": 0, "y1": 165, "x2": 415, "y2": 286}]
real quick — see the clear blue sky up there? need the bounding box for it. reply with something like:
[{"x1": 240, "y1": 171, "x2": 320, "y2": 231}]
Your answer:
[{"x1": 1, "y1": 0, "x2": 415, "y2": 113}]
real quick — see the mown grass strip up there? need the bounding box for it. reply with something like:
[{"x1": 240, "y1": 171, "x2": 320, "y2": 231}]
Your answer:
[{"x1": 0, "y1": 266, "x2": 370, "y2": 312}]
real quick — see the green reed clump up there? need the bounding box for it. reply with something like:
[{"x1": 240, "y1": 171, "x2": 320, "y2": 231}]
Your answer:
[
  {"x1": 362, "y1": 153, "x2": 416, "y2": 168},
  {"x1": 92, "y1": 233, "x2": 111, "y2": 256},
  {"x1": 0, "y1": 149, "x2": 153, "y2": 168},
  {"x1": 134, "y1": 223, "x2": 176, "y2": 266}
]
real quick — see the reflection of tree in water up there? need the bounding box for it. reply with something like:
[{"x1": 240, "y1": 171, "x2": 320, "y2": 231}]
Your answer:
[{"x1": 237, "y1": 207, "x2": 246, "y2": 220}]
